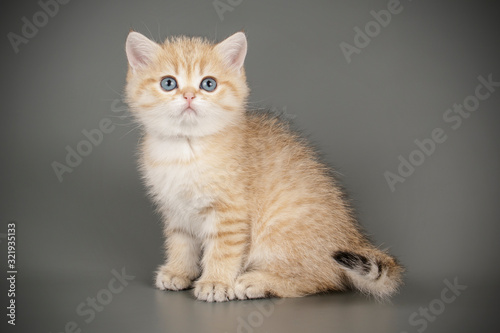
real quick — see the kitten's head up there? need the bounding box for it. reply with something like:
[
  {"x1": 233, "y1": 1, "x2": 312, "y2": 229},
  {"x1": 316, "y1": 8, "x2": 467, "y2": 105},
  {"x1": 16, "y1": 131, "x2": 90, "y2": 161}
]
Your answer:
[{"x1": 125, "y1": 31, "x2": 249, "y2": 138}]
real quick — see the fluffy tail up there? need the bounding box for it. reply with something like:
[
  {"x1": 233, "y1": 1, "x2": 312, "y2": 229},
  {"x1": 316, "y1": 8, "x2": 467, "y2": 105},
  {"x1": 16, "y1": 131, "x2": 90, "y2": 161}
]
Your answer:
[{"x1": 333, "y1": 249, "x2": 404, "y2": 300}]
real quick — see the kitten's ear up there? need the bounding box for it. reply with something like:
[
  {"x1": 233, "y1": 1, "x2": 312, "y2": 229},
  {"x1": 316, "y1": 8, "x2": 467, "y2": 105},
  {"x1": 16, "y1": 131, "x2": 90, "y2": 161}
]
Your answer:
[
  {"x1": 125, "y1": 31, "x2": 160, "y2": 72},
  {"x1": 215, "y1": 32, "x2": 247, "y2": 72}
]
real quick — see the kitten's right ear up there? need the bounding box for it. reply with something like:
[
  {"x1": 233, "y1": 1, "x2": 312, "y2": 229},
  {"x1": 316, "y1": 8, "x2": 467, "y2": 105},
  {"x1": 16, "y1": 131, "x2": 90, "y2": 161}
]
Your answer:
[{"x1": 125, "y1": 31, "x2": 160, "y2": 72}]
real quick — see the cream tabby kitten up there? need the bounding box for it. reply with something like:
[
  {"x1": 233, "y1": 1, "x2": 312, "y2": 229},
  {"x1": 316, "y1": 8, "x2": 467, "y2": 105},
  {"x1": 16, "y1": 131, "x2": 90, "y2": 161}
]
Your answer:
[{"x1": 125, "y1": 31, "x2": 403, "y2": 302}]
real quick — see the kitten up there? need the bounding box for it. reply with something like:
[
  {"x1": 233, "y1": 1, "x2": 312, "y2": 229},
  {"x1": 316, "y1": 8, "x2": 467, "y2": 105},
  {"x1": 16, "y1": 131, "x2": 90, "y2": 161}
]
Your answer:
[{"x1": 124, "y1": 31, "x2": 403, "y2": 302}]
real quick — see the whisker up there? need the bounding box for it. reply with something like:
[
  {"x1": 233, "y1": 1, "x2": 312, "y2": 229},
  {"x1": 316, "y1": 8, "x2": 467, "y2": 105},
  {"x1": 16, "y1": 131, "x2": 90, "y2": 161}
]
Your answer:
[
  {"x1": 105, "y1": 83, "x2": 126, "y2": 98},
  {"x1": 108, "y1": 114, "x2": 132, "y2": 118},
  {"x1": 118, "y1": 123, "x2": 143, "y2": 140},
  {"x1": 142, "y1": 21, "x2": 156, "y2": 42},
  {"x1": 246, "y1": 98, "x2": 272, "y2": 105},
  {"x1": 112, "y1": 120, "x2": 137, "y2": 126},
  {"x1": 157, "y1": 19, "x2": 162, "y2": 41}
]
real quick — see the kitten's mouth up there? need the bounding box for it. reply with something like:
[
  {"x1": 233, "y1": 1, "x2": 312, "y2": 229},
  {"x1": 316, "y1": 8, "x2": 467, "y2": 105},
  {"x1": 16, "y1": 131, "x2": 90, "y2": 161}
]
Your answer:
[{"x1": 182, "y1": 107, "x2": 197, "y2": 115}]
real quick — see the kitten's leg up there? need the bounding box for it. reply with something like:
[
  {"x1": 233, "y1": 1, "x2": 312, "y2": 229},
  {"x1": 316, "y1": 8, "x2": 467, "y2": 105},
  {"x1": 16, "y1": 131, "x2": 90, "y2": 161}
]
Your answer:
[
  {"x1": 194, "y1": 216, "x2": 249, "y2": 302},
  {"x1": 234, "y1": 271, "x2": 304, "y2": 299},
  {"x1": 155, "y1": 229, "x2": 201, "y2": 291}
]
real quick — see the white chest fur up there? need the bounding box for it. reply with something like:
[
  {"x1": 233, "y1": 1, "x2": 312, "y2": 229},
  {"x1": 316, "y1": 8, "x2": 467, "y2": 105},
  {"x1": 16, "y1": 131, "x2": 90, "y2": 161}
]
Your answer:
[{"x1": 141, "y1": 135, "x2": 217, "y2": 238}]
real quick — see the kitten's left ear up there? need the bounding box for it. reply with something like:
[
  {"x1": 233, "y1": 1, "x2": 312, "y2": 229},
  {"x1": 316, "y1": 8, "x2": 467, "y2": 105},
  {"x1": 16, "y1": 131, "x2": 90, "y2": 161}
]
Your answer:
[
  {"x1": 215, "y1": 32, "x2": 247, "y2": 72},
  {"x1": 126, "y1": 31, "x2": 161, "y2": 72}
]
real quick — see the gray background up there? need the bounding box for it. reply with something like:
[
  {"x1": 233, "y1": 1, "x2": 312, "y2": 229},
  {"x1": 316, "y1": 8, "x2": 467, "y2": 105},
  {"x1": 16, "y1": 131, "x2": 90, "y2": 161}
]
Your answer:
[{"x1": 1, "y1": 0, "x2": 499, "y2": 332}]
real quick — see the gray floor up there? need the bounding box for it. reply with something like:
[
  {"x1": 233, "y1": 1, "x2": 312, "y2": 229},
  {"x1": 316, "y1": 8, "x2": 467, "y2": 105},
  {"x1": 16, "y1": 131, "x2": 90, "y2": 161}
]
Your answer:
[
  {"x1": 1, "y1": 0, "x2": 500, "y2": 332},
  {"x1": 18, "y1": 274, "x2": 499, "y2": 333}
]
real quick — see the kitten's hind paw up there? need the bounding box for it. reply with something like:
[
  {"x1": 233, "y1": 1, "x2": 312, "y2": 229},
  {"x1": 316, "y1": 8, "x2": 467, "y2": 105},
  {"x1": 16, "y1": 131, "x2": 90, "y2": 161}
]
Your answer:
[
  {"x1": 235, "y1": 272, "x2": 270, "y2": 300},
  {"x1": 155, "y1": 268, "x2": 192, "y2": 291}
]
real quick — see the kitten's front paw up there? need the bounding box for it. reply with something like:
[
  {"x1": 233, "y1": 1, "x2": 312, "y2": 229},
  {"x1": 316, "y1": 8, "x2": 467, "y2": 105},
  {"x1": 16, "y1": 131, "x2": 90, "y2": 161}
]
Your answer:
[
  {"x1": 194, "y1": 280, "x2": 235, "y2": 302},
  {"x1": 155, "y1": 268, "x2": 192, "y2": 291}
]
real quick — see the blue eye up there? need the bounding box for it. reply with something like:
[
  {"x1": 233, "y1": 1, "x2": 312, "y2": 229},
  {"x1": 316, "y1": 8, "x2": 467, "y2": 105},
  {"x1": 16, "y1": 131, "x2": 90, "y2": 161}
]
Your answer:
[
  {"x1": 160, "y1": 76, "x2": 177, "y2": 91},
  {"x1": 200, "y1": 77, "x2": 217, "y2": 92}
]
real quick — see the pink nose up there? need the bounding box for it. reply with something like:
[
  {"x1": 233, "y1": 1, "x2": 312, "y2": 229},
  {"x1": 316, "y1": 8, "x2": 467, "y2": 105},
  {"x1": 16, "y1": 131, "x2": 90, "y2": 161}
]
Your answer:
[{"x1": 184, "y1": 92, "x2": 195, "y2": 105}]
